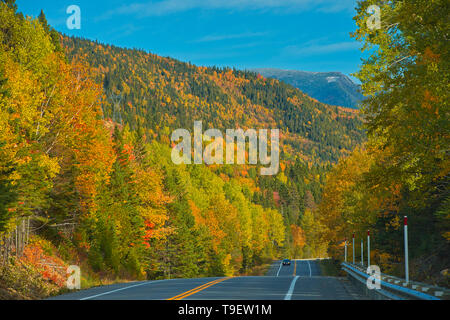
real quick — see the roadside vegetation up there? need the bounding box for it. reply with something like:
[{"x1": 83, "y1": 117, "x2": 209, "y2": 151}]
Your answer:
[
  {"x1": 317, "y1": 0, "x2": 449, "y2": 287},
  {"x1": 0, "y1": 0, "x2": 448, "y2": 299},
  {"x1": 317, "y1": 259, "x2": 345, "y2": 277}
]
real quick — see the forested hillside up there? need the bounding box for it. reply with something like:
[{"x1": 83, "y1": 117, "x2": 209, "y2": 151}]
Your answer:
[
  {"x1": 0, "y1": 2, "x2": 367, "y2": 298},
  {"x1": 62, "y1": 37, "x2": 364, "y2": 164}
]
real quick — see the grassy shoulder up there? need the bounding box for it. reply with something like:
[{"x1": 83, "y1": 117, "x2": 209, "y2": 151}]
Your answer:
[
  {"x1": 0, "y1": 258, "x2": 138, "y2": 300},
  {"x1": 239, "y1": 258, "x2": 273, "y2": 277},
  {"x1": 318, "y1": 259, "x2": 346, "y2": 277}
]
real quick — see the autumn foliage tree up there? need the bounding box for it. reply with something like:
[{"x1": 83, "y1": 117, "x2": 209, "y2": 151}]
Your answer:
[{"x1": 318, "y1": 0, "x2": 449, "y2": 282}]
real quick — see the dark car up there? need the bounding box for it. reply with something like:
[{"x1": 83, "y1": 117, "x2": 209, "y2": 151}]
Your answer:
[{"x1": 282, "y1": 259, "x2": 291, "y2": 266}]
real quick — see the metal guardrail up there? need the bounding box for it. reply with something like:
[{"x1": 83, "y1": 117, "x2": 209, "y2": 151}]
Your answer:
[{"x1": 342, "y1": 262, "x2": 449, "y2": 300}]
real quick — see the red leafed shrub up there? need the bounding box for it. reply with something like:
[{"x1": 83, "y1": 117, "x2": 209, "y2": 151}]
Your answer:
[{"x1": 20, "y1": 243, "x2": 68, "y2": 288}]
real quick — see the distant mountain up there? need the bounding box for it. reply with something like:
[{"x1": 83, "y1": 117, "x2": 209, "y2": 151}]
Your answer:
[{"x1": 252, "y1": 68, "x2": 364, "y2": 109}]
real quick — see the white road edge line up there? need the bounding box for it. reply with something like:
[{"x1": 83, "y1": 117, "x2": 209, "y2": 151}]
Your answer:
[
  {"x1": 307, "y1": 260, "x2": 312, "y2": 277},
  {"x1": 79, "y1": 280, "x2": 165, "y2": 300},
  {"x1": 284, "y1": 276, "x2": 299, "y2": 300},
  {"x1": 276, "y1": 261, "x2": 283, "y2": 277}
]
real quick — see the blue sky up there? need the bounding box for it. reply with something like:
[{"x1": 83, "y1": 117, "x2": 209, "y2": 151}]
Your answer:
[{"x1": 17, "y1": 0, "x2": 364, "y2": 80}]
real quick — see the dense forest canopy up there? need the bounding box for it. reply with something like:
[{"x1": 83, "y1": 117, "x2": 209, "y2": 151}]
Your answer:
[{"x1": 62, "y1": 36, "x2": 365, "y2": 165}]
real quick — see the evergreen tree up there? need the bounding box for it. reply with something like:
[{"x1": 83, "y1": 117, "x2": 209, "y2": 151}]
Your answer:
[{"x1": 38, "y1": 9, "x2": 63, "y2": 53}]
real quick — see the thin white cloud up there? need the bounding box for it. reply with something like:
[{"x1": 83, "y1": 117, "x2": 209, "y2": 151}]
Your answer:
[
  {"x1": 191, "y1": 32, "x2": 268, "y2": 43},
  {"x1": 316, "y1": 0, "x2": 356, "y2": 13},
  {"x1": 96, "y1": 0, "x2": 355, "y2": 21},
  {"x1": 106, "y1": 24, "x2": 146, "y2": 39},
  {"x1": 284, "y1": 41, "x2": 360, "y2": 56}
]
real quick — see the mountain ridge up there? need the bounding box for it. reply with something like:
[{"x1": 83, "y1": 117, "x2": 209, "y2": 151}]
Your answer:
[{"x1": 252, "y1": 68, "x2": 364, "y2": 109}]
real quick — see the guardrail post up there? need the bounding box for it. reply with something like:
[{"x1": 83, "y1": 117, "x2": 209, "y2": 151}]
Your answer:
[
  {"x1": 367, "y1": 230, "x2": 370, "y2": 268},
  {"x1": 404, "y1": 216, "x2": 409, "y2": 284},
  {"x1": 352, "y1": 233, "x2": 355, "y2": 264},
  {"x1": 361, "y1": 239, "x2": 363, "y2": 266}
]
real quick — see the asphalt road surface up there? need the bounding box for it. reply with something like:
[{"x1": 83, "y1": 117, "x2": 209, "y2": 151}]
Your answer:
[{"x1": 50, "y1": 259, "x2": 365, "y2": 300}]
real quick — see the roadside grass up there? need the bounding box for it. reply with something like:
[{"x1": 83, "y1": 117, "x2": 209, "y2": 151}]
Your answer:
[
  {"x1": 240, "y1": 258, "x2": 273, "y2": 276},
  {"x1": 318, "y1": 259, "x2": 346, "y2": 277}
]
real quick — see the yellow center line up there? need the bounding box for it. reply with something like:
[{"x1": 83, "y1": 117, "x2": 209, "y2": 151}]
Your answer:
[
  {"x1": 167, "y1": 277, "x2": 232, "y2": 300},
  {"x1": 293, "y1": 260, "x2": 297, "y2": 276},
  {"x1": 167, "y1": 279, "x2": 222, "y2": 300}
]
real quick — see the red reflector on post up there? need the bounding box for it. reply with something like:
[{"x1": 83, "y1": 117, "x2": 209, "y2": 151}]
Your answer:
[{"x1": 404, "y1": 216, "x2": 408, "y2": 226}]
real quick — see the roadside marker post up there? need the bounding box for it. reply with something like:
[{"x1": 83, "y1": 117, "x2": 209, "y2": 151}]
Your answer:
[
  {"x1": 404, "y1": 216, "x2": 409, "y2": 284},
  {"x1": 352, "y1": 233, "x2": 355, "y2": 264},
  {"x1": 344, "y1": 238, "x2": 347, "y2": 263},
  {"x1": 367, "y1": 230, "x2": 370, "y2": 269},
  {"x1": 361, "y1": 239, "x2": 363, "y2": 266}
]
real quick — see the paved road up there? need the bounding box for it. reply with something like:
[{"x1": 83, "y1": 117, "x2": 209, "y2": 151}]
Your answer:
[
  {"x1": 266, "y1": 259, "x2": 321, "y2": 277},
  {"x1": 50, "y1": 259, "x2": 365, "y2": 300}
]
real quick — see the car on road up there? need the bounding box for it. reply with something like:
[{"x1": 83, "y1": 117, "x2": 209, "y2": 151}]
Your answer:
[{"x1": 282, "y1": 259, "x2": 291, "y2": 266}]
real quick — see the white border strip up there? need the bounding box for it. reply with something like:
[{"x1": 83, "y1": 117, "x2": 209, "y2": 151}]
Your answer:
[
  {"x1": 276, "y1": 261, "x2": 283, "y2": 277},
  {"x1": 284, "y1": 276, "x2": 299, "y2": 300},
  {"x1": 79, "y1": 280, "x2": 166, "y2": 300}
]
